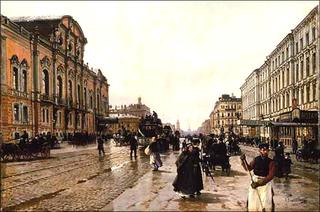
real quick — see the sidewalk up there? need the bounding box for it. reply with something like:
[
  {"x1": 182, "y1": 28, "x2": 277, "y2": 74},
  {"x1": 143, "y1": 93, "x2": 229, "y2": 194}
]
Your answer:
[{"x1": 239, "y1": 144, "x2": 319, "y2": 172}]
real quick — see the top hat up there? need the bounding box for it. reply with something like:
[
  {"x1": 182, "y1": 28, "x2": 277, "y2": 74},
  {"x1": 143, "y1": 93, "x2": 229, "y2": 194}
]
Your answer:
[{"x1": 258, "y1": 143, "x2": 269, "y2": 149}]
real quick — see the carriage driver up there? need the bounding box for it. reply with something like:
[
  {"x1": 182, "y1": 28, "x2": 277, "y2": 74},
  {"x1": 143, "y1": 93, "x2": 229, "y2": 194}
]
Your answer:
[{"x1": 240, "y1": 143, "x2": 276, "y2": 212}]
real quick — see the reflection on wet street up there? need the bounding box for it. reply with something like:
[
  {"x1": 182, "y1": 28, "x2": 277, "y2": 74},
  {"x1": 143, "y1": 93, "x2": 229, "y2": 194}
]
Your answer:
[{"x1": 1, "y1": 142, "x2": 319, "y2": 211}]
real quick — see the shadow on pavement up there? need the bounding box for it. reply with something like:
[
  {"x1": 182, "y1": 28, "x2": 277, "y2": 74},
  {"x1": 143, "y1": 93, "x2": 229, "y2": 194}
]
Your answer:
[{"x1": 173, "y1": 192, "x2": 226, "y2": 204}]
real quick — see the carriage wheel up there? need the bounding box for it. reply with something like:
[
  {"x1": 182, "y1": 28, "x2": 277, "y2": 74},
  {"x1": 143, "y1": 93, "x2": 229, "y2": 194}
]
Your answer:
[
  {"x1": 44, "y1": 148, "x2": 50, "y2": 158},
  {"x1": 226, "y1": 166, "x2": 231, "y2": 176},
  {"x1": 15, "y1": 152, "x2": 23, "y2": 161},
  {"x1": 296, "y1": 154, "x2": 301, "y2": 162}
]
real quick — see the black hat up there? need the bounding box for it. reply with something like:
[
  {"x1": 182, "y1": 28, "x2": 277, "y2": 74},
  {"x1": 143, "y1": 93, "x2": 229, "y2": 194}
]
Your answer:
[{"x1": 258, "y1": 143, "x2": 269, "y2": 149}]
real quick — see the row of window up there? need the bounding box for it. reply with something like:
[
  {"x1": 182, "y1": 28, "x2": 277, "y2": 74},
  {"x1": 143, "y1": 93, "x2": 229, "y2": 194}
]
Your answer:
[
  {"x1": 215, "y1": 119, "x2": 237, "y2": 126},
  {"x1": 271, "y1": 27, "x2": 316, "y2": 71},
  {"x1": 220, "y1": 104, "x2": 241, "y2": 110},
  {"x1": 11, "y1": 63, "x2": 107, "y2": 113},
  {"x1": 259, "y1": 83, "x2": 317, "y2": 114},
  {"x1": 270, "y1": 53, "x2": 316, "y2": 94},
  {"x1": 216, "y1": 112, "x2": 242, "y2": 118}
]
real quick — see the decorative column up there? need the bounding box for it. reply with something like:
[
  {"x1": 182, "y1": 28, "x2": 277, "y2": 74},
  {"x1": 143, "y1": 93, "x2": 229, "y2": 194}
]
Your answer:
[
  {"x1": 32, "y1": 30, "x2": 40, "y2": 135},
  {"x1": 0, "y1": 35, "x2": 7, "y2": 133}
]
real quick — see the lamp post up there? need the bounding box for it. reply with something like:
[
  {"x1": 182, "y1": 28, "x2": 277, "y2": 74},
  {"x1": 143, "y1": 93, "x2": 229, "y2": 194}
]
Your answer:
[{"x1": 235, "y1": 112, "x2": 242, "y2": 136}]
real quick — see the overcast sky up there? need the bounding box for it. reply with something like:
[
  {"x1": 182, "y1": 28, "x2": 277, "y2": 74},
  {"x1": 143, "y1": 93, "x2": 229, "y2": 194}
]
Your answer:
[{"x1": 1, "y1": 1, "x2": 318, "y2": 131}]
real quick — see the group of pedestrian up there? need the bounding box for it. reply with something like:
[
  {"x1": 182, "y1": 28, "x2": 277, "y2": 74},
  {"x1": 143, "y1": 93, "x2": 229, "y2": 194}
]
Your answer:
[
  {"x1": 173, "y1": 135, "x2": 277, "y2": 211},
  {"x1": 96, "y1": 129, "x2": 281, "y2": 212}
]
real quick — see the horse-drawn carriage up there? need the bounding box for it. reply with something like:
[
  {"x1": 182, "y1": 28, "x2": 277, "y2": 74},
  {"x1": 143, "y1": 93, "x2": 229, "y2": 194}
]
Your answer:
[
  {"x1": 137, "y1": 112, "x2": 163, "y2": 147},
  {"x1": 201, "y1": 136, "x2": 231, "y2": 176},
  {"x1": 202, "y1": 151, "x2": 231, "y2": 176},
  {"x1": 0, "y1": 138, "x2": 51, "y2": 161}
]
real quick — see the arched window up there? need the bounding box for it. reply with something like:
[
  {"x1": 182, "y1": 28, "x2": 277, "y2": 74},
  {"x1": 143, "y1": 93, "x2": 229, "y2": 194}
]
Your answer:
[
  {"x1": 13, "y1": 67, "x2": 19, "y2": 90},
  {"x1": 286, "y1": 93, "x2": 290, "y2": 108},
  {"x1": 97, "y1": 94, "x2": 100, "y2": 111},
  {"x1": 296, "y1": 64, "x2": 299, "y2": 82},
  {"x1": 300, "y1": 61, "x2": 304, "y2": 80},
  {"x1": 312, "y1": 53, "x2": 316, "y2": 74},
  {"x1": 57, "y1": 76, "x2": 63, "y2": 99},
  {"x1": 84, "y1": 87, "x2": 87, "y2": 107},
  {"x1": 90, "y1": 95, "x2": 93, "y2": 109},
  {"x1": 68, "y1": 80, "x2": 73, "y2": 100},
  {"x1": 313, "y1": 83, "x2": 316, "y2": 101},
  {"x1": 42, "y1": 69, "x2": 49, "y2": 96},
  {"x1": 301, "y1": 88, "x2": 304, "y2": 104},
  {"x1": 306, "y1": 85, "x2": 310, "y2": 103},
  {"x1": 77, "y1": 84, "x2": 81, "y2": 104},
  {"x1": 306, "y1": 57, "x2": 310, "y2": 77},
  {"x1": 22, "y1": 70, "x2": 27, "y2": 92}
]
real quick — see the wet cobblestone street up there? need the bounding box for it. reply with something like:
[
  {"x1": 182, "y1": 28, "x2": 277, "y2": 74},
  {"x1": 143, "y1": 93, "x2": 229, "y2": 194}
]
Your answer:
[{"x1": 1, "y1": 142, "x2": 319, "y2": 211}]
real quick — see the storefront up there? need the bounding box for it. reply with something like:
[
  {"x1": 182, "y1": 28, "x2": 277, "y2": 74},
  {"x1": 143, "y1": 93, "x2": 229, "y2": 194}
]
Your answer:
[
  {"x1": 268, "y1": 108, "x2": 318, "y2": 146},
  {"x1": 239, "y1": 119, "x2": 269, "y2": 140}
]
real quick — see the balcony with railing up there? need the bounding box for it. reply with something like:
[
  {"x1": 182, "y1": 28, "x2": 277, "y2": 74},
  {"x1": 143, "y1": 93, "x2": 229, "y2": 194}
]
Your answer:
[
  {"x1": 9, "y1": 89, "x2": 30, "y2": 98},
  {"x1": 67, "y1": 99, "x2": 74, "y2": 108},
  {"x1": 57, "y1": 97, "x2": 66, "y2": 106},
  {"x1": 40, "y1": 93, "x2": 54, "y2": 103}
]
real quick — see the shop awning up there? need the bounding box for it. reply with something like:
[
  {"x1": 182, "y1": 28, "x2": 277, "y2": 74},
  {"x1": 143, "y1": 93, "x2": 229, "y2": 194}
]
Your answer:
[
  {"x1": 239, "y1": 119, "x2": 270, "y2": 126},
  {"x1": 268, "y1": 122, "x2": 318, "y2": 127}
]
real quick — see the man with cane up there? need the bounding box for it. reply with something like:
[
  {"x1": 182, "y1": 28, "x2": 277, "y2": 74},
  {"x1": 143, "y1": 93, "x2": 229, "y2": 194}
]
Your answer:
[{"x1": 240, "y1": 143, "x2": 275, "y2": 212}]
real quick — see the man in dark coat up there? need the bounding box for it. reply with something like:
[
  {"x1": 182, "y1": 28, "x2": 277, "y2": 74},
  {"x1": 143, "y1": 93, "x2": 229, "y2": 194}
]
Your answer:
[
  {"x1": 173, "y1": 142, "x2": 204, "y2": 198},
  {"x1": 97, "y1": 136, "x2": 105, "y2": 156},
  {"x1": 291, "y1": 139, "x2": 298, "y2": 154},
  {"x1": 129, "y1": 133, "x2": 138, "y2": 159}
]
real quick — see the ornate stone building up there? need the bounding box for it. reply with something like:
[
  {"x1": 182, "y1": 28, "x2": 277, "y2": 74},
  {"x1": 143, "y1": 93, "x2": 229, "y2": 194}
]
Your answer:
[
  {"x1": 210, "y1": 94, "x2": 242, "y2": 135},
  {"x1": 107, "y1": 114, "x2": 140, "y2": 135},
  {"x1": 240, "y1": 69, "x2": 260, "y2": 137},
  {"x1": 240, "y1": 6, "x2": 319, "y2": 145},
  {"x1": 109, "y1": 97, "x2": 151, "y2": 119},
  {"x1": 0, "y1": 15, "x2": 109, "y2": 141}
]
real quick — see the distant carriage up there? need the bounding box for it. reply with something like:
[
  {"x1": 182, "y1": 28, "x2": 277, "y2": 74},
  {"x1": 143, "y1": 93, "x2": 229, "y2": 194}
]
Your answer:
[{"x1": 0, "y1": 139, "x2": 50, "y2": 162}]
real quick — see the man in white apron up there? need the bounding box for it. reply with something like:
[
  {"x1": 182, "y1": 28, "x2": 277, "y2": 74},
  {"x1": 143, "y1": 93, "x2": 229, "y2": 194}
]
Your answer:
[{"x1": 240, "y1": 143, "x2": 275, "y2": 212}]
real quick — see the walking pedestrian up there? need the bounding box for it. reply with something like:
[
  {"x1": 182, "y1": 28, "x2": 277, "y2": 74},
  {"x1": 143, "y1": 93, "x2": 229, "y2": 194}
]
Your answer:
[
  {"x1": 149, "y1": 136, "x2": 162, "y2": 171},
  {"x1": 97, "y1": 135, "x2": 105, "y2": 156},
  {"x1": 172, "y1": 141, "x2": 203, "y2": 198},
  {"x1": 240, "y1": 143, "x2": 275, "y2": 212},
  {"x1": 292, "y1": 139, "x2": 298, "y2": 154},
  {"x1": 129, "y1": 133, "x2": 138, "y2": 159}
]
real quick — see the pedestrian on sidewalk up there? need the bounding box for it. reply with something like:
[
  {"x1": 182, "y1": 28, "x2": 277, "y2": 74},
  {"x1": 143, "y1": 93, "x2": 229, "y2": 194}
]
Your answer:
[
  {"x1": 129, "y1": 133, "x2": 138, "y2": 159},
  {"x1": 240, "y1": 143, "x2": 275, "y2": 212},
  {"x1": 97, "y1": 135, "x2": 105, "y2": 156},
  {"x1": 173, "y1": 141, "x2": 203, "y2": 198},
  {"x1": 292, "y1": 139, "x2": 298, "y2": 154},
  {"x1": 149, "y1": 136, "x2": 162, "y2": 171}
]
